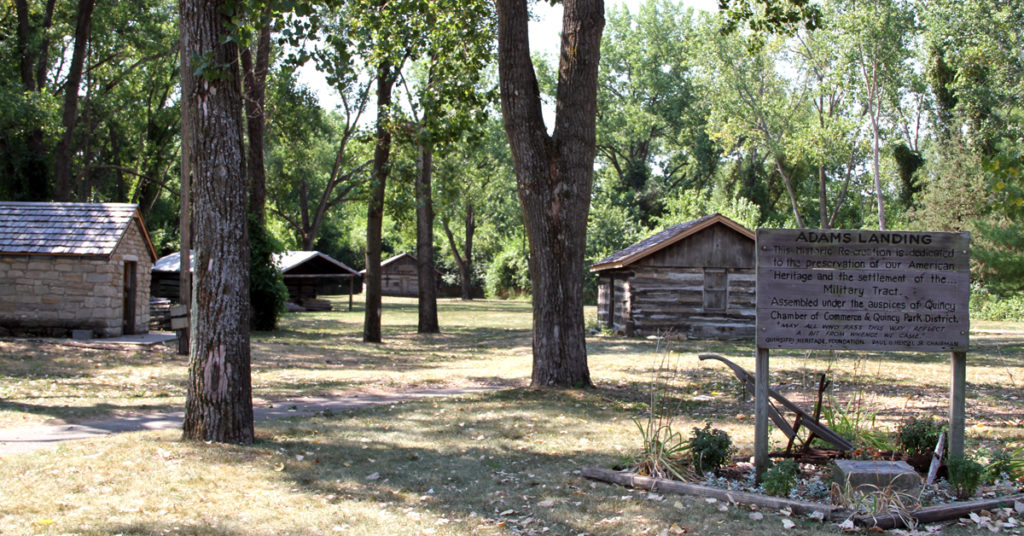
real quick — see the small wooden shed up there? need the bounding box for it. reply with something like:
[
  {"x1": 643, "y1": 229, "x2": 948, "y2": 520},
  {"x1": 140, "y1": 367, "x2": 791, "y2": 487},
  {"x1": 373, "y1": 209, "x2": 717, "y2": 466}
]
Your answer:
[
  {"x1": 364, "y1": 253, "x2": 420, "y2": 297},
  {"x1": 590, "y1": 213, "x2": 756, "y2": 339},
  {"x1": 0, "y1": 202, "x2": 156, "y2": 337},
  {"x1": 153, "y1": 250, "x2": 360, "y2": 310},
  {"x1": 276, "y1": 250, "x2": 360, "y2": 311}
]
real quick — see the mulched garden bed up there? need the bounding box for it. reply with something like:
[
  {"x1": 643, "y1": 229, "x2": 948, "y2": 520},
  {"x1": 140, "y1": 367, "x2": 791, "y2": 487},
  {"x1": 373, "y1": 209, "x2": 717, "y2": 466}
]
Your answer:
[{"x1": 583, "y1": 458, "x2": 1024, "y2": 531}]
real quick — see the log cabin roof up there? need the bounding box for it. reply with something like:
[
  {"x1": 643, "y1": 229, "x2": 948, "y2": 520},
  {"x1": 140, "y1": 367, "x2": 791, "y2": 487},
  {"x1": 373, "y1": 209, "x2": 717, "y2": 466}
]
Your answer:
[
  {"x1": 359, "y1": 252, "x2": 417, "y2": 275},
  {"x1": 590, "y1": 213, "x2": 754, "y2": 272},
  {"x1": 0, "y1": 201, "x2": 156, "y2": 260},
  {"x1": 276, "y1": 250, "x2": 359, "y2": 277},
  {"x1": 154, "y1": 250, "x2": 358, "y2": 277}
]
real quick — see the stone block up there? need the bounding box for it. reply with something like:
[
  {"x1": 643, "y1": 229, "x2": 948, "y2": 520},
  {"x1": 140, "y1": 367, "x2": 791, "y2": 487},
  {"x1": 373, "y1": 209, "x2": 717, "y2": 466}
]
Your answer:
[
  {"x1": 72, "y1": 329, "x2": 93, "y2": 340},
  {"x1": 831, "y1": 459, "x2": 921, "y2": 497},
  {"x1": 85, "y1": 273, "x2": 113, "y2": 284}
]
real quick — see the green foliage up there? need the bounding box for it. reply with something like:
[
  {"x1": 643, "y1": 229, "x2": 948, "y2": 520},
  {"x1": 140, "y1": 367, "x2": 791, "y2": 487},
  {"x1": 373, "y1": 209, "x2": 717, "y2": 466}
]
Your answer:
[
  {"x1": 896, "y1": 416, "x2": 945, "y2": 458},
  {"x1": 969, "y1": 285, "x2": 1024, "y2": 322},
  {"x1": 484, "y1": 239, "x2": 530, "y2": 298},
  {"x1": 631, "y1": 418, "x2": 689, "y2": 481},
  {"x1": 762, "y1": 459, "x2": 799, "y2": 497},
  {"x1": 249, "y1": 215, "x2": 288, "y2": 331},
  {"x1": 629, "y1": 353, "x2": 689, "y2": 481},
  {"x1": 685, "y1": 422, "x2": 733, "y2": 475},
  {"x1": 821, "y1": 395, "x2": 893, "y2": 452},
  {"x1": 984, "y1": 444, "x2": 1024, "y2": 483},
  {"x1": 946, "y1": 455, "x2": 985, "y2": 500},
  {"x1": 974, "y1": 150, "x2": 1024, "y2": 295},
  {"x1": 654, "y1": 187, "x2": 762, "y2": 232}
]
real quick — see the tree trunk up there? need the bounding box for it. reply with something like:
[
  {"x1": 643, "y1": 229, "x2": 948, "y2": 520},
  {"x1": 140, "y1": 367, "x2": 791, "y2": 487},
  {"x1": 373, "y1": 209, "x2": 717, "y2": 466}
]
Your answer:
[
  {"x1": 818, "y1": 165, "x2": 828, "y2": 229},
  {"x1": 180, "y1": 0, "x2": 253, "y2": 444},
  {"x1": 363, "y1": 62, "x2": 395, "y2": 343},
  {"x1": 496, "y1": 0, "x2": 602, "y2": 388},
  {"x1": 871, "y1": 114, "x2": 886, "y2": 230},
  {"x1": 442, "y1": 203, "x2": 475, "y2": 300},
  {"x1": 242, "y1": 17, "x2": 271, "y2": 223},
  {"x1": 54, "y1": 0, "x2": 96, "y2": 202},
  {"x1": 416, "y1": 139, "x2": 440, "y2": 333}
]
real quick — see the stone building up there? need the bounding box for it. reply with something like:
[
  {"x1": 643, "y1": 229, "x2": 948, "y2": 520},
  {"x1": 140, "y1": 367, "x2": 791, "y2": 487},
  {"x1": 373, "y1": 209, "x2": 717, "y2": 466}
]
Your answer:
[
  {"x1": 590, "y1": 213, "x2": 756, "y2": 340},
  {"x1": 0, "y1": 202, "x2": 156, "y2": 337}
]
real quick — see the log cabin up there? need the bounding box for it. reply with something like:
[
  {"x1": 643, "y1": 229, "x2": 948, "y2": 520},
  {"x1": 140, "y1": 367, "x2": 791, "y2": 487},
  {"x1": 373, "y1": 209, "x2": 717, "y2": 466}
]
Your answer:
[{"x1": 590, "y1": 213, "x2": 756, "y2": 339}]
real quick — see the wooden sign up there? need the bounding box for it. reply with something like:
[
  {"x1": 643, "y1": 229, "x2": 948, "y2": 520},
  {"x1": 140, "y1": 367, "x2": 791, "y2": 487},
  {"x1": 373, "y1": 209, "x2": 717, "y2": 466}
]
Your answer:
[{"x1": 756, "y1": 229, "x2": 970, "y2": 352}]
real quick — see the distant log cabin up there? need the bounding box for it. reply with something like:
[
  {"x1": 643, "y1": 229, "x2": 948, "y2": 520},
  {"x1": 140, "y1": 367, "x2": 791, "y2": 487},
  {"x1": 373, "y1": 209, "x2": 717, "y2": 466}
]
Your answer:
[
  {"x1": 590, "y1": 214, "x2": 756, "y2": 340},
  {"x1": 363, "y1": 253, "x2": 419, "y2": 297}
]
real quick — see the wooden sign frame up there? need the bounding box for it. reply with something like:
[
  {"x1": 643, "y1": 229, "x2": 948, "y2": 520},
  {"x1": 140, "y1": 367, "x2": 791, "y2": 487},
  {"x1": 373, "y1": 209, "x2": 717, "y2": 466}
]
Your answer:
[{"x1": 752, "y1": 229, "x2": 971, "y2": 477}]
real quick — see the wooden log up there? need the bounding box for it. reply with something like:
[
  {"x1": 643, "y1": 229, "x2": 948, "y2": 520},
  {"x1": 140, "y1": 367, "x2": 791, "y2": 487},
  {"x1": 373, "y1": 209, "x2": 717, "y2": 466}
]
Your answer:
[
  {"x1": 581, "y1": 467, "x2": 842, "y2": 519},
  {"x1": 850, "y1": 494, "x2": 1024, "y2": 530}
]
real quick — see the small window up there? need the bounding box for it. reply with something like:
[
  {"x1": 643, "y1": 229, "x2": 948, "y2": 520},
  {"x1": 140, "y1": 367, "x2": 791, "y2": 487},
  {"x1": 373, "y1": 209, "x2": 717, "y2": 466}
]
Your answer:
[{"x1": 703, "y1": 269, "x2": 727, "y2": 312}]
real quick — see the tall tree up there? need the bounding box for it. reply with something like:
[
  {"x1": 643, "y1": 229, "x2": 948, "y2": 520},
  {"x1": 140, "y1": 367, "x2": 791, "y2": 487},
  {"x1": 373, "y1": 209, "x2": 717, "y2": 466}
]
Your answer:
[
  {"x1": 838, "y1": 0, "x2": 915, "y2": 229},
  {"x1": 53, "y1": 0, "x2": 95, "y2": 201},
  {"x1": 398, "y1": 0, "x2": 494, "y2": 332},
  {"x1": 495, "y1": 0, "x2": 604, "y2": 387},
  {"x1": 180, "y1": 0, "x2": 253, "y2": 444},
  {"x1": 596, "y1": 0, "x2": 713, "y2": 227}
]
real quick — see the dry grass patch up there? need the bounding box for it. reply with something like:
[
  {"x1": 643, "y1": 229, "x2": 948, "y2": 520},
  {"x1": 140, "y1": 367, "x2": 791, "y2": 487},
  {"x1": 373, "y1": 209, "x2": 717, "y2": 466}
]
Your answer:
[{"x1": 0, "y1": 390, "x2": 842, "y2": 536}]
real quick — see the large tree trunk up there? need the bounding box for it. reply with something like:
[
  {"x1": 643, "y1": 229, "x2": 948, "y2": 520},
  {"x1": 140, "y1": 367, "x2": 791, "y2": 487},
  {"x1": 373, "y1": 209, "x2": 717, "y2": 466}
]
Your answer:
[
  {"x1": 53, "y1": 0, "x2": 96, "y2": 202},
  {"x1": 242, "y1": 17, "x2": 271, "y2": 223},
  {"x1": 363, "y1": 62, "x2": 395, "y2": 343},
  {"x1": 496, "y1": 0, "x2": 602, "y2": 388},
  {"x1": 180, "y1": 0, "x2": 254, "y2": 444},
  {"x1": 416, "y1": 139, "x2": 440, "y2": 333}
]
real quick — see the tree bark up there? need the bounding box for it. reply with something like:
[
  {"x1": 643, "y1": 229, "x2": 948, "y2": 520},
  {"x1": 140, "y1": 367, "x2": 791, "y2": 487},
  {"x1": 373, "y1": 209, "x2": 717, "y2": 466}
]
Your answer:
[
  {"x1": 242, "y1": 16, "x2": 271, "y2": 223},
  {"x1": 54, "y1": 0, "x2": 96, "y2": 202},
  {"x1": 363, "y1": 61, "x2": 395, "y2": 343},
  {"x1": 496, "y1": 0, "x2": 602, "y2": 388},
  {"x1": 180, "y1": 0, "x2": 254, "y2": 444},
  {"x1": 416, "y1": 139, "x2": 439, "y2": 333}
]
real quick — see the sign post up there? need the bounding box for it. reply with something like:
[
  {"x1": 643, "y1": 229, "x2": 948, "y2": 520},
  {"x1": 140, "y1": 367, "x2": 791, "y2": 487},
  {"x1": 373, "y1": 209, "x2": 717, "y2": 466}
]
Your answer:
[{"x1": 755, "y1": 229, "x2": 971, "y2": 477}]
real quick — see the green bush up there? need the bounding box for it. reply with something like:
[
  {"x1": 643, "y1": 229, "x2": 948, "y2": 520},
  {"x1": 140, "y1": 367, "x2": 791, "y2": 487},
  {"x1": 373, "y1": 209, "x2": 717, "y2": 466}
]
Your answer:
[
  {"x1": 984, "y1": 444, "x2": 1024, "y2": 482},
  {"x1": 685, "y1": 423, "x2": 733, "y2": 475},
  {"x1": 970, "y1": 284, "x2": 1024, "y2": 322},
  {"x1": 947, "y1": 455, "x2": 985, "y2": 499},
  {"x1": 484, "y1": 243, "x2": 531, "y2": 298},
  {"x1": 249, "y1": 215, "x2": 288, "y2": 331},
  {"x1": 896, "y1": 416, "x2": 945, "y2": 457},
  {"x1": 762, "y1": 459, "x2": 799, "y2": 497}
]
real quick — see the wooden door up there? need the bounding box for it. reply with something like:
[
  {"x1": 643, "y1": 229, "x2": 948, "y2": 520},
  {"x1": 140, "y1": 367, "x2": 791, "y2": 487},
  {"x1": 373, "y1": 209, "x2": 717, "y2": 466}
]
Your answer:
[{"x1": 123, "y1": 261, "x2": 137, "y2": 334}]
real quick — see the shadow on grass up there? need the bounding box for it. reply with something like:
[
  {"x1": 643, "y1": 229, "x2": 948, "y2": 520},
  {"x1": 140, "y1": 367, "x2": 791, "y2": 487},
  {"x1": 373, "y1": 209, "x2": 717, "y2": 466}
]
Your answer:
[{"x1": 248, "y1": 389, "x2": 654, "y2": 535}]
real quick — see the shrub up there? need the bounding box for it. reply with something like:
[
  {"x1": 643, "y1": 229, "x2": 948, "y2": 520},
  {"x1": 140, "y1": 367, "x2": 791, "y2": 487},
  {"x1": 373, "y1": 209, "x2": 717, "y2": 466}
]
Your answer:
[
  {"x1": 984, "y1": 444, "x2": 1024, "y2": 482},
  {"x1": 947, "y1": 455, "x2": 985, "y2": 499},
  {"x1": 896, "y1": 416, "x2": 946, "y2": 458},
  {"x1": 249, "y1": 215, "x2": 288, "y2": 331},
  {"x1": 762, "y1": 459, "x2": 799, "y2": 497},
  {"x1": 686, "y1": 423, "x2": 733, "y2": 475},
  {"x1": 484, "y1": 244, "x2": 530, "y2": 298},
  {"x1": 970, "y1": 284, "x2": 1024, "y2": 322}
]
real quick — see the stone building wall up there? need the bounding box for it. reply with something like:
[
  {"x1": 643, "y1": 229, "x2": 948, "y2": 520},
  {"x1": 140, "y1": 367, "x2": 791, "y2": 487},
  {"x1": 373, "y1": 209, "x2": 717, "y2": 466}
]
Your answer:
[{"x1": 0, "y1": 220, "x2": 152, "y2": 337}]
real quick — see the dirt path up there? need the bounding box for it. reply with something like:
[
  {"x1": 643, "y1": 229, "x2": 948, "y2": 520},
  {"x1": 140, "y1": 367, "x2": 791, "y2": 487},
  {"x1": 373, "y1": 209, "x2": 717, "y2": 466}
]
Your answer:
[{"x1": 0, "y1": 387, "x2": 498, "y2": 456}]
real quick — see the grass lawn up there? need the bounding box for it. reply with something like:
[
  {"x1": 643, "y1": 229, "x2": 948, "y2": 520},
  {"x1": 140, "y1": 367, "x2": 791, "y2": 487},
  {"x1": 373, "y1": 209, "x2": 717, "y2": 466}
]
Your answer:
[{"x1": 0, "y1": 295, "x2": 1022, "y2": 535}]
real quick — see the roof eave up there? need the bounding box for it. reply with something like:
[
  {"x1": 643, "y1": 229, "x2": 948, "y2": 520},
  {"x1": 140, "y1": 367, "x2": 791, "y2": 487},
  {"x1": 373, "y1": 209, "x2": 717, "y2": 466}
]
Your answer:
[{"x1": 589, "y1": 214, "x2": 755, "y2": 272}]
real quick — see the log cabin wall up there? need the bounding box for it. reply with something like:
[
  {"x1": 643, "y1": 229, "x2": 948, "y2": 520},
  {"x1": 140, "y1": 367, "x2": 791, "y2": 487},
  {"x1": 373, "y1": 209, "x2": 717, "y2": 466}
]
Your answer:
[
  {"x1": 630, "y1": 224, "x2": 755, "y2": 339},
  {"x1": 596, "y1": 273, "x2": 633, "y2": 334},
  {"x1": 593, "y1": 218, "x2": 756, "y2": 340}
]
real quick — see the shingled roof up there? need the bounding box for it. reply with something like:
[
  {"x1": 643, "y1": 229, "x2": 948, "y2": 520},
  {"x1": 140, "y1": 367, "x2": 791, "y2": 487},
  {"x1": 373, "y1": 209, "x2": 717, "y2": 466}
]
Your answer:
[
  {"x1": 0, "y1": 202, "x2": 156, "y2": 259},
  {"x1": 590, "y1": 213, "x2": 754, "y2": 272}
]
